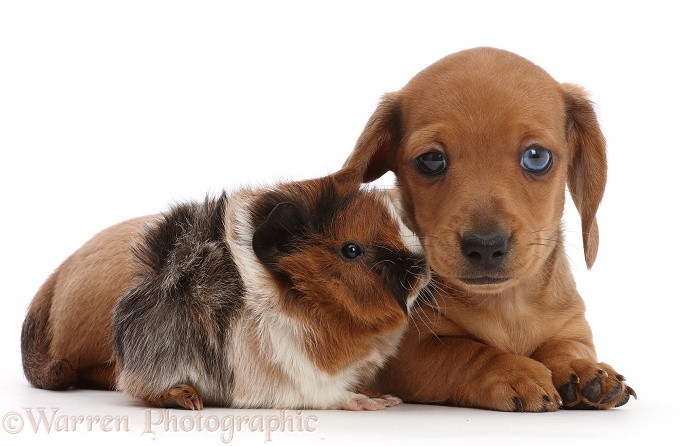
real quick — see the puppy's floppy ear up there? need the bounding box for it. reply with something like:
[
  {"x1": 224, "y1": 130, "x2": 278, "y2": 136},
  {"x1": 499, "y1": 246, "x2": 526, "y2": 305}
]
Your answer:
[
  {"x1": 338, "y1": 92, "x2": 403, "y2": 183},
  {"x1": 562, "y1": 83, "x2": 608, "y2": 269},
  {"x1": 252, "y1": 202, "x2": 308, "y2": 268}
]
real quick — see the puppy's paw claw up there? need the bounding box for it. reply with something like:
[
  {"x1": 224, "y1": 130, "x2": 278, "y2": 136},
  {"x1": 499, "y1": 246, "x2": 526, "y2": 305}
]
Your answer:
[
  {"x1": 614, "y1": 385, "x2": 636, "y2": 408},
  {"x1": 512, "y1": 397, "x2": 524, "y2": 412}
]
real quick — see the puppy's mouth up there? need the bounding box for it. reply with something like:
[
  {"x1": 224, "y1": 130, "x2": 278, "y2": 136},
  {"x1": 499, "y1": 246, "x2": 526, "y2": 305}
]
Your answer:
[{"x1": 459, "y1": 276, "x2": 510, "y2": 286}]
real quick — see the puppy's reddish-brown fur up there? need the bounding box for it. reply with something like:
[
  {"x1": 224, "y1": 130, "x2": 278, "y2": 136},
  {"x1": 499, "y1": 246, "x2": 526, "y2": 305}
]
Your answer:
[{"x1": 339, "y1": 47, "x2": 635, "y2": 411}]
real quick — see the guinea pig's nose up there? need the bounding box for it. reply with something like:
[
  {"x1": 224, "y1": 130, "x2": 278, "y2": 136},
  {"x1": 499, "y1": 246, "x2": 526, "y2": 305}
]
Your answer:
[{"x1": 460, "y1": 232, "x2": 510, "y2": 271}]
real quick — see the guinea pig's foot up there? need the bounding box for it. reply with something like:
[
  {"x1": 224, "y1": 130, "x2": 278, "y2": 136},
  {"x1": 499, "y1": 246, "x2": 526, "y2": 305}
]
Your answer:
[
  {"x1": 376, "y1": 394, "x2": 403, "y2": 407},
  {"x1": 339, "y1": 392, "x2": 402, "y2": 411},
  {"x1": 150, "y1": 384, "x2": 204, "y2": 410}
]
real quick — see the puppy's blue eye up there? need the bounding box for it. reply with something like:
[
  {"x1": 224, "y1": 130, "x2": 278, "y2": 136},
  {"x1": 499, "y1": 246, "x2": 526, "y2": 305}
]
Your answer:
[
  {"x1": 416, "y1": 151, "x2": 447, "y2": 176},
  {"x1": 521, "y1": 146, "x2": 553, "y2": 174},
  {"x1": 341, "y1": 243, "x2": 364, "y2": 260}
]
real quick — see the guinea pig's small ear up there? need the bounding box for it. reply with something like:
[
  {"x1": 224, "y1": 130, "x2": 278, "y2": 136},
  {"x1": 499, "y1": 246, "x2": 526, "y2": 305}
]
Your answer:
[
  {"x1": 562, "y1": 83, "x2": 608, "y2": 269},
  {"x1": 252, "y1": 202, "x2": 307, "y2": 268},
  {"x1": 336, "y1": 92, "x2": 403, "y2": 183}
]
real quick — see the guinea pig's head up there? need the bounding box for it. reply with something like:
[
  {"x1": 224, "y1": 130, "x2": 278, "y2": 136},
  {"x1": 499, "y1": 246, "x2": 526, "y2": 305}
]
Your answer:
[{"x1": 251, "y1": 177, "x2": 429, "y2": 339}]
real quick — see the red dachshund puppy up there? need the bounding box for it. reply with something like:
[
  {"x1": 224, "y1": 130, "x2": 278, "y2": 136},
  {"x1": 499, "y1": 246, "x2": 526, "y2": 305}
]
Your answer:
[{"x1": 339, "y1": 47, "x2": 635, "y2": 411}]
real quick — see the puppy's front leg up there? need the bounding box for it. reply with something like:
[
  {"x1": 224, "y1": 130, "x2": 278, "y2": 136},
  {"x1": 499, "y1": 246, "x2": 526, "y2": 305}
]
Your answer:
[
  {"x1": 375, "y1": 327, "x2": 562, "y2": 412},
  {"x1": 530, "y1": 316, "x2": 636, "y2": 409}
]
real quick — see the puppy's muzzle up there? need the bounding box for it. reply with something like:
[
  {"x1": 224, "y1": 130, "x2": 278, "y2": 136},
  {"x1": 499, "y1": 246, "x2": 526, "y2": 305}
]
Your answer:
[{"x1": 460, "y1": 232, "x2": 510, "y2": 272}]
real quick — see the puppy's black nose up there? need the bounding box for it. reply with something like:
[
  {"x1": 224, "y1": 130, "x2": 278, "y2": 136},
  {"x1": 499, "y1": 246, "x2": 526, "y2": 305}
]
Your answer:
[{"x1": 460, "y1": 232, "x2": 510, "y2": 271}]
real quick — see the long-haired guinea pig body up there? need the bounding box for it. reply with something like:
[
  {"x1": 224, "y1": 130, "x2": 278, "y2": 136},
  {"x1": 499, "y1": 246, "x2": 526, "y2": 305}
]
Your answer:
[{"x1": 22, "y1": 176, "x2": 429, "y2": 410}]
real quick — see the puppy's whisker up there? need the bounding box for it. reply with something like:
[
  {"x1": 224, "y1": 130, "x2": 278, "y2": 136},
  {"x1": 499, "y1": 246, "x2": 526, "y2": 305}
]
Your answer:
[{"x1": 409, "y1": 304, "x2": 441, "y2": 341}]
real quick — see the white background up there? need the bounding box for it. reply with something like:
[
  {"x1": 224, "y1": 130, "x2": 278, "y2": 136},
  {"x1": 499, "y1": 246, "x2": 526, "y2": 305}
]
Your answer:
[{"x1": 1, "y1": 1, "x2": 685, "y2": 445}]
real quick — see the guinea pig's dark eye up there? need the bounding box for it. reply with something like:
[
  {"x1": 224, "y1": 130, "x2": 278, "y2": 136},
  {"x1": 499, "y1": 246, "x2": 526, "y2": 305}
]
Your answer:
[
  {"x1": 521, "y1": 146, "x2": 553, "y2": 174},
  {"x1": 340, "y1": 243, "x2": 364, "y2": 260},
  {"x1": 415, "y1": 151, "x2": 447, "y2": 176}
]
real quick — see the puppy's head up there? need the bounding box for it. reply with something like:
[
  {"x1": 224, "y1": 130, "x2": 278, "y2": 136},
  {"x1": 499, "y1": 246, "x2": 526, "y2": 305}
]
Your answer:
[{"x1": 339, "y1": 47, "x2": 606, "y2": 294}]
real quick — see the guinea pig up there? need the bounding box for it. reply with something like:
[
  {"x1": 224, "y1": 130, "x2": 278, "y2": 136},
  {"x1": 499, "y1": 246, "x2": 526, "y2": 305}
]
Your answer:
[{"x1": 22, "y1": 175, "x2": 429, "y2": 411}]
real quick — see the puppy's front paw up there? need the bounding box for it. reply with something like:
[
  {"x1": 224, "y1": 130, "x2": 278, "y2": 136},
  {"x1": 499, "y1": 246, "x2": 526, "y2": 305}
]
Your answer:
[
  {"x1": 339, "y1": 392, "x2": 402, "y2": 411},
  {"x1": 148, "y1": 384, "x2": 204, "y2": 410},
  {"x1": 551, "y1": 360, "x2": 636, "y2": 409},
  {"x1": 477, "y1": 353, "x2": 562, "y2": 412}
]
